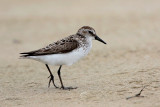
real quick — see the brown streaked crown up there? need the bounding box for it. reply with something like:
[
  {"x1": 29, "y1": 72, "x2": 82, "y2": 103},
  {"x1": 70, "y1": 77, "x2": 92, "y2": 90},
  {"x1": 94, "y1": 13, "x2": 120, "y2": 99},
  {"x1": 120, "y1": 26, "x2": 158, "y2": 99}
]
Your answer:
[
  {"x1": 77, "y1": 26, "x2": 96, "y2": 37},
  {"x1": 80, "y1": 26, "x2": 94, "y2": 30}
]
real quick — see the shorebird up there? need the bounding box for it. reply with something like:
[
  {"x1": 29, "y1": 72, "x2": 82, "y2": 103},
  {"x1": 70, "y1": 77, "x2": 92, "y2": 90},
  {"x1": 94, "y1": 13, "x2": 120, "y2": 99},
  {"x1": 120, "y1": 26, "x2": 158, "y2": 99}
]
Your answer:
[{"x1": 20, "y1": 26, "x2": 106, "y2": 90}]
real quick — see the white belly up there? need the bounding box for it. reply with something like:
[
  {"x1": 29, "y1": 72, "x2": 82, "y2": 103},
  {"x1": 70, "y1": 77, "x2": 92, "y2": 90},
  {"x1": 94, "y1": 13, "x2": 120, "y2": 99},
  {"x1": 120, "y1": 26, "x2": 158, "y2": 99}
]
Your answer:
[{"x1": 27, "y1": 46, "x2": 92, "y2": 66}]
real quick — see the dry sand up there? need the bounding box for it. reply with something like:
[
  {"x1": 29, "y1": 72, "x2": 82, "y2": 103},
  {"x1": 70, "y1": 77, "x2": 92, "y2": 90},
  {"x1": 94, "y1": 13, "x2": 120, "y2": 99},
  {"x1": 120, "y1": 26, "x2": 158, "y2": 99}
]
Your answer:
[{"x1": 0, "y1": 0, "x2": 160, "y2": 107}]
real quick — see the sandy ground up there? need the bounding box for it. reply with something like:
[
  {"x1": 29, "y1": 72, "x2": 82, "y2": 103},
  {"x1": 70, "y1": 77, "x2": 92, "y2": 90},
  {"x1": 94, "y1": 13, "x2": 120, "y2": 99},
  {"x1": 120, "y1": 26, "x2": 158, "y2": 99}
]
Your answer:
[{"x1": 0, "y1": 0, "x2": 160, "y2": 107}]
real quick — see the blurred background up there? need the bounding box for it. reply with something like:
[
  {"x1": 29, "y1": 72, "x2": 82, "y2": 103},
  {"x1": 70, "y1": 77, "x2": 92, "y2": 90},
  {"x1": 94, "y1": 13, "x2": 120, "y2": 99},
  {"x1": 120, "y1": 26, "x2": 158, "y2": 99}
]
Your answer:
[
  {"x1": 0, "y1": 0, "x2": 160, "y2": 106},
  {"x1": 0, "y1": 0, "x2": 160, "y2": 62}
]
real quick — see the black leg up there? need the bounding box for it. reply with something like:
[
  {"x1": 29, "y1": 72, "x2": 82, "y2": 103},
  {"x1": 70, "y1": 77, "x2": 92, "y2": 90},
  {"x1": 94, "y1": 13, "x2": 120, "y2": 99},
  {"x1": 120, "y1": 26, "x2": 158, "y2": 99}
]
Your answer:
[
  {"x1": 57, "y1": 65, "x2": 64, "y2": 88},
  {"x1": 45, "y1": 64, "x2": 58, "y2": 88},
  {"x1": 57, "y1": 65, "x2": 77, "y2": 90}
]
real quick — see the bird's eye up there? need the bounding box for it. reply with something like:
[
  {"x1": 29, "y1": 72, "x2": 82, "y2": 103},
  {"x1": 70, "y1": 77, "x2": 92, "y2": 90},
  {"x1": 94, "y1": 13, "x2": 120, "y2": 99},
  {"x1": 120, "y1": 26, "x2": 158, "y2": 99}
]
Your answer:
[{"x1": 88, "y1": 31, "x2": 92, "y2": 34}]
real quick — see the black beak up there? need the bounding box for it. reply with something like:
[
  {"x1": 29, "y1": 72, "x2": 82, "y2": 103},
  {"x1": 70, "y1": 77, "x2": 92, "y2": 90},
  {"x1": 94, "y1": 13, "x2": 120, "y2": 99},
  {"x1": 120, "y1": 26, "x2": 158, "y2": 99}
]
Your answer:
[{"x1": 95, "y1": 35, "x2": 107, "y2": 44}]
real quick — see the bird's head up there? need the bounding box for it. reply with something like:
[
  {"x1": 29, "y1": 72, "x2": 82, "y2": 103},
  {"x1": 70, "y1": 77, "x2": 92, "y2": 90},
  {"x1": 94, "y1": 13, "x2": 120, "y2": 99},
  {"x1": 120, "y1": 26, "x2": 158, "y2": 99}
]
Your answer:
[{"x1": 77, "y1": 26, "x2": 106, "y2": 44}]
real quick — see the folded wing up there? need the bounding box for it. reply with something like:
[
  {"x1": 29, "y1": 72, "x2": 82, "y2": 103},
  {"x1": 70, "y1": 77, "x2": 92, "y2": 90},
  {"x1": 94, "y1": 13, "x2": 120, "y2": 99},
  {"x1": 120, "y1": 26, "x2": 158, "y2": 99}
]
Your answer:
[{"x1": 20, "y1": 38, "x2": 79, "y2": 57}]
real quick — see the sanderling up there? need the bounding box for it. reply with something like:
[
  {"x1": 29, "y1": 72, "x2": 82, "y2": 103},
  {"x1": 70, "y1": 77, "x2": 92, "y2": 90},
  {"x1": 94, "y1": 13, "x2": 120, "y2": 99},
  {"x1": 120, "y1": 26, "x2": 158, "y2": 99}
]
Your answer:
[{"x1": 20, "y1": 26, "x2": 106, "y2": 90}]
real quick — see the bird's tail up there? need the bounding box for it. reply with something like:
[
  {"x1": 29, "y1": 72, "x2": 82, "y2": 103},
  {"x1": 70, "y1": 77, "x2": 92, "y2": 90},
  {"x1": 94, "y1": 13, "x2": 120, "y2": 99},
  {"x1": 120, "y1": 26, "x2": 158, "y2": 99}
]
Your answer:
[{"x1": 19, "y1": 52, "x2": 32, "y2": 59}]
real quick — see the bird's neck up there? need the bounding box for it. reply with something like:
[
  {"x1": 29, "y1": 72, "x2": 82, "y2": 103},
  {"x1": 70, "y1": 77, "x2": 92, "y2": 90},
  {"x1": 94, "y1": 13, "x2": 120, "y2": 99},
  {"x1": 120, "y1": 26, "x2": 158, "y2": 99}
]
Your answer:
[
  {"x1": 84, "y1": 35, "x2": 92, "y2": 49},
  {"x1": 76, "y1": 33, "x2": 92, "y2": 47}
]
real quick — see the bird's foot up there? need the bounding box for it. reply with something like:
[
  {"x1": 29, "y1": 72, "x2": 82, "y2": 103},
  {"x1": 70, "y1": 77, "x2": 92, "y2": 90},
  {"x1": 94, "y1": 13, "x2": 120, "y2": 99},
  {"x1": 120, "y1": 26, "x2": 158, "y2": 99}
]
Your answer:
[
  {"x1": 61, "y1": 86, "x2": 77, "y2": 90},
  {"x1": 48, "y1": 75, "x2": 58, "y2": 88}
]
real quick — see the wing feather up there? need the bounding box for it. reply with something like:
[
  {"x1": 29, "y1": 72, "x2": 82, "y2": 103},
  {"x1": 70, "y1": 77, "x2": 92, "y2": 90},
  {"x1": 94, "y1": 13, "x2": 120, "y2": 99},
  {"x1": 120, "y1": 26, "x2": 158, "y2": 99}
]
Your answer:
[{"x1": 20, "y1": 36, "x2": 79, "y2": 57}]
